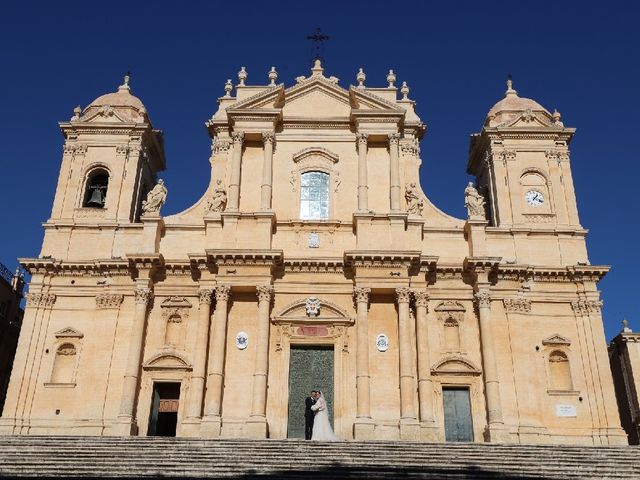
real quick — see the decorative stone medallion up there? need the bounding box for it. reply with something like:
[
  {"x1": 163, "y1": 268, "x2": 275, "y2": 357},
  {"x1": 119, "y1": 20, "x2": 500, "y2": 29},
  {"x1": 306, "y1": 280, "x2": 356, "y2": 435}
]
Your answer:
[
  {"x1": 376, "y1": 334, "x2": 390, "y2": 352},
  {"x1": 308, "y1": 232, "x2": 320, "y2": 248},
  {"x1": 236, "y1": 331, "x2": 248, "y2": 350},
  {"x1": 305, "y1": 297, "x2": 321, "y2": 317}
]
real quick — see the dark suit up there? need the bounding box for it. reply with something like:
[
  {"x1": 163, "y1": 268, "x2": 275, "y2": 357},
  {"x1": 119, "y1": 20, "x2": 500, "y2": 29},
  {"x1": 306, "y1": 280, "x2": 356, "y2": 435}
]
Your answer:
[{"x1": 304, "y1": 396, "x2": 316, "y2": 440}]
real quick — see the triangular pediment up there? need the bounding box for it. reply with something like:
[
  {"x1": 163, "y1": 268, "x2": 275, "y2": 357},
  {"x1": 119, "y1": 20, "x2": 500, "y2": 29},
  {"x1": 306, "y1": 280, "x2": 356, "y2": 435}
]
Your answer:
[
  {"x1": 283, "y1": 80, "x2": 352, "y2": 117},
  {"x1": 542, "y1": 334, "x2": 571, "y2": 346},
  {"x1": 227, "y1": 85, "x2": 285, "y2": 110},
  {"x1": 349, "y1": 87, "x2": 404, "y2": 113},
  {"x1": 54, "y1": 327, "x2": 84, "y2": 339},
  {"x1": 501, "y1": 110, "x2": 555, "y2": 128}
]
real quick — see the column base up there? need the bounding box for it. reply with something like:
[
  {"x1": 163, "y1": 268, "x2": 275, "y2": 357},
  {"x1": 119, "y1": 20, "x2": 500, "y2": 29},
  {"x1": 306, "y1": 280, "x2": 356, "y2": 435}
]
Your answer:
[
  {"x1": 200, "y1": 415, "x2": 222, "y2": 438},
  {"x1": 418, "y1": 422, "x2": 442, "y2": 442},
  {"x1": 245, "y1": 416, "x2": 269, "y2": 439},
  {"x1": 353, "y1": 418, "x2": 375, "y2": 440},
  {"x1": 179, "y1": 418, "x2": 202, "y2": 437},
  {"x1": 399, "y1": 418, "x2": 420, "y2": 441},
  {"x1": 483, "y1": 424, "x2": 511, "y2": 443},
  {"x1": 112, "y1": 416, "x2": 138, "y2": 436}
]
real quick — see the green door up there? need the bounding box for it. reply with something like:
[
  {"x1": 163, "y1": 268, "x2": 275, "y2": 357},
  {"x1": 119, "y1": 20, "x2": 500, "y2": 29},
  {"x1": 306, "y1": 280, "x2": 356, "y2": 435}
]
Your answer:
[
  {"x1": 443, "y1": 387, "x2": 473, "y2": 442},
  {"x1": 287, "y1": 346, "x2": 334, "y2": 438}
]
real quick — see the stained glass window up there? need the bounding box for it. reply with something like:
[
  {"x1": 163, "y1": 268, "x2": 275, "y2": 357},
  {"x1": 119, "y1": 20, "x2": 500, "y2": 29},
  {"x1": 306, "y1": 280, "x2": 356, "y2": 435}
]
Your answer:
[{"x1": 300, "y1": 171, "x2": 329, "y2": 220}]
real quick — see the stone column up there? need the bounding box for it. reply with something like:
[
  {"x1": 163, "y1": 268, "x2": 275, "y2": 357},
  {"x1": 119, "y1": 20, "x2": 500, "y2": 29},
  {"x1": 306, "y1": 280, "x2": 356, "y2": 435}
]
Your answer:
[
  {"x1": 389, "y1": 133, "x2": 401, "y2": 212},
  {"x1": 117, "y1": 285, "x2": 152, "y2": 433},
  {"x1": 247, "y1": 284, "x2": 274, "y2": 437},
  {"x1": 414, "y1": 291, "x2": 434, "y2": 423},
  {"x1": 475, "y1": 290, "x2": 507, "y2": 441},
  {"x1": 396, "y1": 288, "x2": 417, "y2": 422},
  {"x1": 228, "y1": 132, "x2": 244, "y2": 211},
  {"x1": 202, "y1": 284, "x2": 231, "y2": 436},
  {"x1": 260, "y1": 132, "x2": 275, "y2": 210},
  {"x1": 185, "y1": 288, "x2": 214, "y2": 422},
  {"x1": 354, "y1": 286, "x2": 374, "y2": 438},
  {"x1": 357, "y1": 133, "x2": 369, "y2": 212}
]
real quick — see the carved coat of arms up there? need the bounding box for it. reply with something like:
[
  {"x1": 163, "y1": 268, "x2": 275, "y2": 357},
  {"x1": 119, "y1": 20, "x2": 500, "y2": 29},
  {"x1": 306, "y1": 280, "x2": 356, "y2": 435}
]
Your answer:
[{"x1": 305, "y1": 297, "x2": 321, "y2": 317}]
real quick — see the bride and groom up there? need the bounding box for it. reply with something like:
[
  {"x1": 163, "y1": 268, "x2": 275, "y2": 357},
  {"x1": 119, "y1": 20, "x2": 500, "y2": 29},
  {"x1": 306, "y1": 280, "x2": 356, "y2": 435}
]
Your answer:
[{"x1": 304, "y1": 390, "x2": 340, "y2": 441}]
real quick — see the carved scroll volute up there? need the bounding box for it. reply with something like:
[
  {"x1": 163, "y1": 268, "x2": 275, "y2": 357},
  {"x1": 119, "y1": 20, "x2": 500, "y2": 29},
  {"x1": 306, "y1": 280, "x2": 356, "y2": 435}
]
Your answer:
[
  {"x1": 199, "y1": 288, "x2": 214, "y2": 305},
  {"x1": 215, "y1": 284, "x2": 231, "y2": 303},
  {"x1": 353, "y1": 286, "x2": 371, "y2": 306}
]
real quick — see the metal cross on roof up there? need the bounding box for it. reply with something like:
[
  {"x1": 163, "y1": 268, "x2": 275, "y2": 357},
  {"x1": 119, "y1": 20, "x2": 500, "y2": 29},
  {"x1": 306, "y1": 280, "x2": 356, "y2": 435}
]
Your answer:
[{"x1": 306, "y1": 27, "x2": 329, "y2": 61}]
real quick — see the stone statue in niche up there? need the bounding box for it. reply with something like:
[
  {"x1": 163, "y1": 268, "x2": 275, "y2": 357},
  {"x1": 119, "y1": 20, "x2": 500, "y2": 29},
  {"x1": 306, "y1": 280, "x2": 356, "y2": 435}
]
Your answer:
[
  {"x1": 405, "y1": 183, "x2": 424, "y2": 216},
  {"x1": 206, "y1": 180, "x2": 227, "y2": 212},
  {"x1": 141, "y1": 179, "x2": 167, "y2": 216},
  {"x1": 464, "y1": 182, "x2": 486, "y2": 220}
]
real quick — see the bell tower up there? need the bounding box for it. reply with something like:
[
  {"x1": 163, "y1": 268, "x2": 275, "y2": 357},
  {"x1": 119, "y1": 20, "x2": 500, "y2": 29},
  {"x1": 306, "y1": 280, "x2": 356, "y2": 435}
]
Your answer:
[
  {"x1": 467, "y1": 78, "x2": 580, "y2": 229},
  {"x1": 43, "y1": 75, "x2": 165, "y2": 258}
]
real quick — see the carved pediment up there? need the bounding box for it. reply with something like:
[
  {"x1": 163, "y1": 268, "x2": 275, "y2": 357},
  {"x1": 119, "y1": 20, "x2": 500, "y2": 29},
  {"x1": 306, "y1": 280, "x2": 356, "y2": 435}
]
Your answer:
[
  {"x1": 293, "y1": 147, "x2": 339, "y2": 165},
  {"x1": 284, "y1": 83, "x2": 352, "y2": 117},
  {"x1": 500, "y1": 110, "x2": 555, "y2": 129},
  {"x1": 431, "y1": 356, "x2": 481, "y2": 376},
  {"x1": 542, "y1": 334, "x2": 571, "y2": 346},
  {"x1": 435, "y1": 301, "x2": 466, "y2": 322},
  {"x1": 54, "y1": 327, "x2": 84, "y2": 339},
  {"x1": 160, "y1": 297, "x2": 193, "y2": 309},
  {"x1": 227, "y1": 85, "x2": 285, "y2": 110},
  {"x1": 272, "y1": 298, "x2": 354, "y2": 325},
  {"x1": 143, "y1": 351, "x2": 192, "y2": 371}
]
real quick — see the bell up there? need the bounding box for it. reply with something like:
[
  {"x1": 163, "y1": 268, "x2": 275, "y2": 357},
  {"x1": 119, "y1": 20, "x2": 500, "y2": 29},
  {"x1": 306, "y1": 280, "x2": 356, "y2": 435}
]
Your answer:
[{"x1": 87, "y1": 187, "x2": 105, "y2": 207}]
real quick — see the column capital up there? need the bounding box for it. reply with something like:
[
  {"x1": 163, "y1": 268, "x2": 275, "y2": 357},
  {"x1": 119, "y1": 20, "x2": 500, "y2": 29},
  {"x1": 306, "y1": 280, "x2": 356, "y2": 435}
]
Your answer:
[
  {"x1": 198, "y1": 288, "x2": 215, "y2": 305},
  {"x1": 474, "y1": 291, "x2": 491, "y2": 308},
  {"x1": 231, "y1": 132, "x2": 244, "y2": 144},
  {"x1": 353, "y1": 286, "x2": 371, "y2": 304},
  {"x1": 413, "y1": 291, "x2": 429, "y2": 309},
  {"x1": 134, "y1": 287, "x2": 152, "y2": 305},
  {"x1": 396, "y1": 286, "x2": 411, "y2": 304},
  {"x1": 261, "y1": 131, "x2": 275, "y2": 144},
  {"x1": 356, "y1": 132, "x2": 368, "y2": 145},
  {"x1": 388, "y1": 133, "x2": 400, "y2": 145},
  {"x1": 215, "y1": 284, "x2": 231, "y2": 302},
  {"x1": 256, "y1": 284, "x2": 274, "y2": 303}
]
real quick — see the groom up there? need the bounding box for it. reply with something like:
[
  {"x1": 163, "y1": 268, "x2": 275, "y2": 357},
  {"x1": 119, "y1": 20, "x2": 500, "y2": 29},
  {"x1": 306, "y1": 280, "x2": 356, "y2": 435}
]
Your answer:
[{"x1": 304, "y1": 390, "x2": 318, "y2": 440}]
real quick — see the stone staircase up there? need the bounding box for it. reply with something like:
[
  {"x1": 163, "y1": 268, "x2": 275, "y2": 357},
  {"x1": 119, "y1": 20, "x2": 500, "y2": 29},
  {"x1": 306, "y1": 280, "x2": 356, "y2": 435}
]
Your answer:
[{"x1": 0, "y1": 436, "x2": 639, "y2": 479}]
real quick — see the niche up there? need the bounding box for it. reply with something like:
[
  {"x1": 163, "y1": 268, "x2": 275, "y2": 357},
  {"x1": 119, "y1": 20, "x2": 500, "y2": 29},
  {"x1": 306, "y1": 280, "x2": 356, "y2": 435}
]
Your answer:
[
  {"x1": 51, "y1": 343, "x2": 77, "y2": 384},
  {"x1": 548, "y1": 350, "x2": 573, "y2": 391},
  {"x1": 83, "y1": 168, "x2": 109, "y2": 208}
]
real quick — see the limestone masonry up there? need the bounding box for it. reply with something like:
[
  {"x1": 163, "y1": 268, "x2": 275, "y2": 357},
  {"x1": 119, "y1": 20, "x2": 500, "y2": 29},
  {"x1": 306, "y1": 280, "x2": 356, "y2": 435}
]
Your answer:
[{"x1": 0, "y1": 60, "x2": 627, "y2": 444}]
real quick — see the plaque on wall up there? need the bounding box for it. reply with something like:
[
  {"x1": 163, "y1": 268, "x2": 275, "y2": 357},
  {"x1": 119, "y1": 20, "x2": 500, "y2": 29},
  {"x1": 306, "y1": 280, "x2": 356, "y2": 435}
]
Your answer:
[
  {"x1": 555, "y1": 404, "x2": 577, "y2": 417},
  {"x1": 308, "y1": 232, "x2": 320, "y2": 248},
  {"x1": 376, "y1": 334, "x2": 390, "y2": 352},
  {"x1": 236, "y1": 331, "x2": 248, "y2": 350}
]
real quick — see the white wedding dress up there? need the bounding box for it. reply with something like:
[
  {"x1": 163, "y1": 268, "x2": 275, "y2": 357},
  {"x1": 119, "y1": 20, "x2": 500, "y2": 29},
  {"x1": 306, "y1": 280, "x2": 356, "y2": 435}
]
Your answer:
[{"x1": 310, "y1": 393, "x2": 341, "y2": 441}]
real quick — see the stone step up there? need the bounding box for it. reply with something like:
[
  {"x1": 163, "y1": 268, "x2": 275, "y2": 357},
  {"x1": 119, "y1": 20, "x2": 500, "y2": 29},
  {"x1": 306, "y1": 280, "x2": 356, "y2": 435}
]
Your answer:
[{"x1": 0, "y1": 436, "x2": 638, "y2": 479}]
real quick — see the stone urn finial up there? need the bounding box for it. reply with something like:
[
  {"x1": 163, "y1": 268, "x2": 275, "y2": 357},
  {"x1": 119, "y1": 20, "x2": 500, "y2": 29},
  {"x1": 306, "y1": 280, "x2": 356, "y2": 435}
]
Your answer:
[
  {"x1": 400, "y1": 81, "x2": 410, "y2": 100},
  {"x1": 268, "y1": 67, "x2": 278, "y2": 86},
  {"x1": 386, "y1": 69, "x2": 396, "y2": 88},
  {"x1": 238, "y1": 66, "x2": 247, "y2": 86},
  {"x1": 224, "y1": 79, "x2": 233, "y2": 97},
  {"x1": 356, "y1": 68, "x2": 366, "y2": 89}
]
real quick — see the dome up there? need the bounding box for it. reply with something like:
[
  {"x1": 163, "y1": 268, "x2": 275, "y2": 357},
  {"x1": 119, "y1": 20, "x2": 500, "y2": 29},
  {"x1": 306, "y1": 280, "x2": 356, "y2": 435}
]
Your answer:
[
  {"x1": 485, "y1": 77, "x2": 550, "y2": 127},
  {"x1": 78, "y1": 74, "x2": 148, "y2": 123}
]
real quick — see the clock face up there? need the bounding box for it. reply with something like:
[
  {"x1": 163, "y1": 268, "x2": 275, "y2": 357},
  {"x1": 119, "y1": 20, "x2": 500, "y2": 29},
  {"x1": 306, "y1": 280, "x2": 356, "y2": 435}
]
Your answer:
[{"x1": 525, "y1": 190, "x2": 544, "y2": 206}]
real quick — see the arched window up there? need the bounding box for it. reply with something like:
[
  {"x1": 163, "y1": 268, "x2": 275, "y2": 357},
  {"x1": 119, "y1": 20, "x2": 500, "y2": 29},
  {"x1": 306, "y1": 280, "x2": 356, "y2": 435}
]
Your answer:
[
  {"x1": 83, "y1": 168, "x2": 109, "y2": 208},
  {"x1": 549, "y1": 350, "x2": 572, "y2": 391},
  {"x1": 300, "y1": 171, "x2": 329, "y2": 220},
  {"x1": 51, "y1": 343, "x2": 77, "y2": 384}
]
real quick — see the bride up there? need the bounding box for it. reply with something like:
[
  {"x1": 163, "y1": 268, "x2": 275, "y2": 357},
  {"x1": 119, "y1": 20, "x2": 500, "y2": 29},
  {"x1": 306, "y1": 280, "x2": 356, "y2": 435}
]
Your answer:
[{"x1": 310, "y1": 391, "x2": 341, "y2": 441}]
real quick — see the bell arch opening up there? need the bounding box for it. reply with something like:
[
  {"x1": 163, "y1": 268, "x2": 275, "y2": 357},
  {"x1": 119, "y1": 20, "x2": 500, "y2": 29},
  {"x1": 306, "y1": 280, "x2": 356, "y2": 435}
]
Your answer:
[{"x1": 83, "y1": 168, "x2": 109, "y2": 208}]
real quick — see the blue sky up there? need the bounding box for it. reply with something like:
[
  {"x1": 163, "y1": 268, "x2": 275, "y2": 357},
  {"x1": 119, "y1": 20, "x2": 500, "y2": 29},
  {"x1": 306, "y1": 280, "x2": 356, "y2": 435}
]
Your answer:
[{"x1": 0, "y1": 1, "x2": 637, "y2": 339}]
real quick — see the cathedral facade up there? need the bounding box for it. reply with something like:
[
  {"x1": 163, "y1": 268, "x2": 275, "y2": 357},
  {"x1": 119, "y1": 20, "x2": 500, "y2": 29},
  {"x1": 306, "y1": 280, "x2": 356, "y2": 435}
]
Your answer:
[{"x1": 0, "y1": 60, "x2": 627, "y2": 444}]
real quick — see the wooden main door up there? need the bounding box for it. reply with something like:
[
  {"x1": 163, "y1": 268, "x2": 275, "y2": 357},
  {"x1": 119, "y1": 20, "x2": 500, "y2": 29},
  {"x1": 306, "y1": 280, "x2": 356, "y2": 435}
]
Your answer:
[
  {"x1": 287, "y1": 346, "x2": 334, "y2": 438},
  {"x1": 443, "y1": 387, "x2": 473, "y2": 442}
]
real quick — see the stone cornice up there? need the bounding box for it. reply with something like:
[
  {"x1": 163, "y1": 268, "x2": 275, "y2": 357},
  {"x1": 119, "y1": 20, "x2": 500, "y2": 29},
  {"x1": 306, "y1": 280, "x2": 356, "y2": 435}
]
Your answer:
[
  {"x1": 20, "y1": 257, "x2": 130, "y2": 277},
  {"x1": 206, "y1": 249, "x2": 284, "y2": 267},
  {"x1": 283, "y1": 257, "x2": 344, "y2": 273},
  {"x1": 343, "y1": 250, "x2": 421, "y2": 269},
  {"x1": 496, "y1": 264, "x2": 609, "y2": 283}
]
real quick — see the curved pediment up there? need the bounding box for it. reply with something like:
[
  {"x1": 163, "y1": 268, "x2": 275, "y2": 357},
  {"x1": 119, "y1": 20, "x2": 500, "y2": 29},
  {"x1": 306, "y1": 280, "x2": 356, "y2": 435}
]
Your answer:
[
  {"x1": 143, "y1": 351, "x2": 192, "y2": 371},
  {"x1": 293, "y1": 147, "x2": 339, "y2": 165},
  {"x1": 272, "y1": 298, "x2": 354, "y2": 324},
  {"x1": 431, "y1": 356, "x2": 481, "y2": 376}
]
